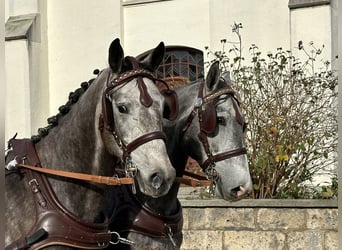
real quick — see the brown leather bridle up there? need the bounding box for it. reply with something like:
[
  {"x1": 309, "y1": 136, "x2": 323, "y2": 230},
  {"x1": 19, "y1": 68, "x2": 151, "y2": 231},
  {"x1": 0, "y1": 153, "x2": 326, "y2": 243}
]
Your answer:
[
  {"x1": 181, "y1": 79, "x2": 247, "y2": 183},
  {"x1": 99, "y1": 57, "x2": 169, "y2": 185}
]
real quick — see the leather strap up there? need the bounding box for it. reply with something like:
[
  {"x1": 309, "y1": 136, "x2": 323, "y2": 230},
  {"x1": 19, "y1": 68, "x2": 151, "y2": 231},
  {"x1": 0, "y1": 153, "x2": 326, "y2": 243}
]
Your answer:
[
  {"x1": 109, "y1": 186, "x2": 183, "y2": 240},
  {"x1": 175, "y1": 175, "x2": 213, "y2": 187},
  {"x1": 201, "y1": 148, "x2": 248, "y2": 170},
  {"x1": 6, "y1": 139, "x2": 112, "y2": 250},
  {"x1": 15, "y1": 163, "x2": 134, "y2": 186}
]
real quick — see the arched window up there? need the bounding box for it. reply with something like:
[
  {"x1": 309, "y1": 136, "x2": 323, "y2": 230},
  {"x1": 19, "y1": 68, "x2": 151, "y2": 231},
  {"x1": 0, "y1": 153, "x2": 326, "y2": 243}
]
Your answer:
[{"x1": 137, "y1": 46, "x2": 204, "y2": 88}]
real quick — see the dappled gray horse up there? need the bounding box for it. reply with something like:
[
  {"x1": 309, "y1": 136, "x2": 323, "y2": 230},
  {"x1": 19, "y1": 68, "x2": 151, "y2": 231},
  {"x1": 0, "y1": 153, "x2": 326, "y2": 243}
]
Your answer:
[
  {"x1": 104, "y1": 61, "x2": 252, "y2": 249},
  {"x1": 5, "y1": 38, "x2": 176, "y2": 249}
]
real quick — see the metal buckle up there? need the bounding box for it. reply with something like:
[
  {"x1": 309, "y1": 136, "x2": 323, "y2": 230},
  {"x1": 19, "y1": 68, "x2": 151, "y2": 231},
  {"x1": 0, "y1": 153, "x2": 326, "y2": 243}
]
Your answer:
[
  {"x1": 195, "y1": 97, "x2": 203, "y2": 107},
  {"x1": 28, "y1": 178, "x2": 39, "y2": 187}
]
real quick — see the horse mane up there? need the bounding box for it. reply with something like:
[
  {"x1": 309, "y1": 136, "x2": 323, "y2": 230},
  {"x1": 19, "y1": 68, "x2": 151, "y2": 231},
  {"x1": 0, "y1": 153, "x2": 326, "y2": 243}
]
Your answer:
[
  {"x1": 30, "y1": 56, "x2": 154, "y2": 143},
  {"x1": 30, "y1": 69, "x2": 101, "y2": 143}
]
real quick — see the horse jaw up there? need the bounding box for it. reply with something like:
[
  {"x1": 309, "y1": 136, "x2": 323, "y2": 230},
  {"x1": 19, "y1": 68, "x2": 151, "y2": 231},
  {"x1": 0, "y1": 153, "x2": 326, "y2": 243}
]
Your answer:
[
  {"x1": 131, "y1": 139, "x2": 176, "y2": 198},
  {"x1": 214, "y1": 154, "x2": 252, "y2": 201}
]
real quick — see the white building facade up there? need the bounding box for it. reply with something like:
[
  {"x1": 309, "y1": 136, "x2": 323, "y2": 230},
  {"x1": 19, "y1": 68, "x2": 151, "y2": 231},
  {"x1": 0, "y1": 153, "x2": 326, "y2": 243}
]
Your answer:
[{"x1": 5, "y1": 0, "x2": 338, "y2": 143}]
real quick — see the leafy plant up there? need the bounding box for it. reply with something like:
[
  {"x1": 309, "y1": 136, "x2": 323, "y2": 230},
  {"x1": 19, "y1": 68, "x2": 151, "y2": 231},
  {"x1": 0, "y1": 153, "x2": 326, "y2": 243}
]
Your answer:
[{"x1": 205, "y1": 23, "x2": 338, "y2": 199}]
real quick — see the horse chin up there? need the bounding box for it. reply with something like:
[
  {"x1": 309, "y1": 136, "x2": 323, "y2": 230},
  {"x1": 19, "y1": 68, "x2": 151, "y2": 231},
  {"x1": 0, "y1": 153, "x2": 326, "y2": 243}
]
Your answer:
[
  {"x1": 215, "y1": 182, "x2": 242, "y2": 202},
  {"x1": 138, "y1": 186, "x2": 170, "y2": 198},
  {"x1": 135, "y1": 177, "x2": 172, "y2": 198}
]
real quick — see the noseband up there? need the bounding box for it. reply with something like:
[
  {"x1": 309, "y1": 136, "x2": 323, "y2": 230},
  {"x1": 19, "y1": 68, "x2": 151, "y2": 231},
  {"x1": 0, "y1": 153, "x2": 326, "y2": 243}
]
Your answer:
[
  {"x1": 99, "y1": 57, "x2": 167, "y2": 181},
  {"x1": 182, "y1": 80, "x2": 247, "y2": 182}
]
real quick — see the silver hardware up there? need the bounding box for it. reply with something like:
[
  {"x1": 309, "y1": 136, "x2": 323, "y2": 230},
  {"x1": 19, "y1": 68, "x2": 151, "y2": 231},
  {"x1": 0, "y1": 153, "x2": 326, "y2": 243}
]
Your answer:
[
  {"x1": 165, "y1": 224, "x2": 177, "y2": 248},
  {"x1": 97, "y1": 242, "x2": 106, "y2": 247},
  {"x1": 205, "y1": 163, "x2": 218, "y2": 181},
  {"x1": 29, "y1": 179, "x2": 39, "y2": 187},
  {"x1": 112, "y1": 174, "x2": 121, "y2": 185},
  {"x1": 109, "y1": 231, "x2": 135, "y2": 245},
  {"x1": 125, "y1": 157, "x2": 137, "y2": 194},
  {"x1": 5, "y1": 158, "x2": 18, "y2": 171},
  {"x1": 194, "y1": 97, "x2": 203, "y2": 107},
  {"x1": 22, "y1": 156, "x2": 27, "y2": 164}
]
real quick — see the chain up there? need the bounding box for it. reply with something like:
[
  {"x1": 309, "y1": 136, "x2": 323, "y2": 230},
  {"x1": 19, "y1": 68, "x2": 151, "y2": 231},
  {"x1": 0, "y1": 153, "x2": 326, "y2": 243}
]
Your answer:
[
  {"x1": 125, "y1": 156, "x2": 138, "y2": 194},
  {"x1": 205, "y1": 163, "x2": 218, "y2": 196}
]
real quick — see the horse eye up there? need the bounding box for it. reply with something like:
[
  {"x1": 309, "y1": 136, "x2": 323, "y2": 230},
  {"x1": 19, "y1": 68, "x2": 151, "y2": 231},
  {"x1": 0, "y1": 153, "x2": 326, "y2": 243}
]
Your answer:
[
  {"x1": 217, "y1": 116, "x2": 226, "y2": 126},
  {"x1": 118, "y1": 105, "x2": 128, "y2": 114}
]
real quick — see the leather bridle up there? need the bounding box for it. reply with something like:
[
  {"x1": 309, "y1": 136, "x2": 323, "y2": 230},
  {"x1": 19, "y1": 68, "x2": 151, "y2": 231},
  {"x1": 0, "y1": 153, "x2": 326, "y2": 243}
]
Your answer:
[
  {"x1": 99, "y1": 57, "x2": 168, "y2": 182},
  {"x1": 181, "y1": 79, "x2": 247, "y2": 182}
]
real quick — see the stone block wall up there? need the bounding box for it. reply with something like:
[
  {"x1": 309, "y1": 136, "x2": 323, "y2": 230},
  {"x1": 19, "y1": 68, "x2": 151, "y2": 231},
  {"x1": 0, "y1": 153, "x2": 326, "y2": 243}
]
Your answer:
[{"x1": 178, "y1": 189, "x2": 338, "y2": 250}]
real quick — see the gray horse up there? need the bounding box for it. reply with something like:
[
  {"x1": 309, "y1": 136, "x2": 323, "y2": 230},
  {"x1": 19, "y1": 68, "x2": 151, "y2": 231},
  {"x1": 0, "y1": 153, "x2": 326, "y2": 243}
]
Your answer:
[
  {"x1": 104, "y1": 61, "x2": 252, "y2": 249},
  {"x1": 5, "y1": 38, "x2": 176, "y2": 249}
]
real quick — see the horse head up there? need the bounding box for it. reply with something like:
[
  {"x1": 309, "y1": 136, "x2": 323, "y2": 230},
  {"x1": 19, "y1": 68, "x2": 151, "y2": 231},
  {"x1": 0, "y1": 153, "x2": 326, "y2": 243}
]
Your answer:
[
  {"x1": 177, "y1": 61, "x2": 252, "y2": 201},
  {"x1": 100, "y1": 38, "x2": 176, "y2": 198}
]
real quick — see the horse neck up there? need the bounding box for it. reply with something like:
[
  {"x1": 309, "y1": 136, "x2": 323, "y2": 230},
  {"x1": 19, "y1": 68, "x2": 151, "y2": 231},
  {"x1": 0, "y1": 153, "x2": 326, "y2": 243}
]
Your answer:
[
  {"x1": 140, "y1": 82, "x2": 202, "y2": 217},
  {"x1": 165, "y1": 81, "x2": 202, "y2": 174},
  {"x1": 34, "y1": 69, "x2": 116, "y2": 219}
]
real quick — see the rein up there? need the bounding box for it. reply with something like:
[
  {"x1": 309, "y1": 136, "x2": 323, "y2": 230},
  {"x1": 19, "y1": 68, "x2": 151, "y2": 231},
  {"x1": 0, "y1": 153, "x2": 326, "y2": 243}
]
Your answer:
[{"x1": 7, "y1": 162, "x2": 211, "y2": 187}]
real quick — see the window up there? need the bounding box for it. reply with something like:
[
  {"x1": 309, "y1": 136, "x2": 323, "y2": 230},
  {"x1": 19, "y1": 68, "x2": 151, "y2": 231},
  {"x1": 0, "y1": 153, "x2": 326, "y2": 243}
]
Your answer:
[{"x1": 137, "y1": 46, "x2": 204, "y2": 88}]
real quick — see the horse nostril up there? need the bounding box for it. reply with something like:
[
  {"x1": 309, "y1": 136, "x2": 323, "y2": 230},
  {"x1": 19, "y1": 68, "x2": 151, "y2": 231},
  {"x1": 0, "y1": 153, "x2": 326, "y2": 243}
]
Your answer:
[
  {"x1": 231, "y1": 186, "x2": 241, "y2": 198},
  {"x1": 232, "y1": 185, "x2": 251, "y2": 199},
  {"x1": 151, "y1": 173, "x2": 163, "y2": 190}
]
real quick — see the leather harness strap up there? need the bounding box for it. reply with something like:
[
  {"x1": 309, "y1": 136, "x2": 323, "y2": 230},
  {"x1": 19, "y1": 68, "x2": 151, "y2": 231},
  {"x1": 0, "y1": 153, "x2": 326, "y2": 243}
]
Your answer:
[
  {"x1": 6, "y1": 139, "x2": 112, "y2": 250},
  {"x1": 108, "y1": 184, "x2": 183, "y2": 244}
]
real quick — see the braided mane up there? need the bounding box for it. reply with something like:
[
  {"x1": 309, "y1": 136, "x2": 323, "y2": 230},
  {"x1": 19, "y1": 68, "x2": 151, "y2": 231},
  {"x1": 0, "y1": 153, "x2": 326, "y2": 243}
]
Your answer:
[{"x1": 31, "y1": 69, "x2": 100, "y2": 143}]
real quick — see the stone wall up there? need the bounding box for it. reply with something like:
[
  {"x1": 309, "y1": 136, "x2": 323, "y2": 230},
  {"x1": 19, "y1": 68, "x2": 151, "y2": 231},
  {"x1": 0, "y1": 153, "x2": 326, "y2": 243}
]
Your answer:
[{"x1": 178, "y1": 188, "x2": 338, "y2": 250}]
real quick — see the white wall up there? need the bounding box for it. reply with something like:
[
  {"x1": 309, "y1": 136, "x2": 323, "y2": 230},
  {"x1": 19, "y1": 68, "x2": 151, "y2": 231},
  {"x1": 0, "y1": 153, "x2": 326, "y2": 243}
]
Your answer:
[
  {"x1": 290, "y1": 5, "x2": 332, "y2": 64},
  {"x1": 123, "y1": 0, "x2": 210, "y2": 56},
  {"x1": 45, "y1": 0, "x2": 122, "y2": 114},
  {"x1": 5, "y1": 0, "x2": 335, "y2": 141},
  {"x1": 5, "y1": 0, "x2": 38, "y2": 20},
  {"x1": 209, "y1": 0, "x2": 290, "y2": 62},
  {"x1": 5, "y1": 41, "x2": 32, "y2": 139}
]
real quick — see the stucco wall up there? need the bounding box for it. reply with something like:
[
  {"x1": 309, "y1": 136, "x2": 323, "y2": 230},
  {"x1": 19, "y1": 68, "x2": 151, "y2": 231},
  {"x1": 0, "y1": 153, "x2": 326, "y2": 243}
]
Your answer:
[
  {"x1": 43, "y1": 0, "x2": 122, "y2": 115},
  {"x1": 178, "y1": 189, "x2": 338, "y2": 250},
  {"x1": 123, "y1": 0, "x2": 210, "y2": 56},
  {"x1": 5, "y1": 0, "x2": 336, "y2": 141}
]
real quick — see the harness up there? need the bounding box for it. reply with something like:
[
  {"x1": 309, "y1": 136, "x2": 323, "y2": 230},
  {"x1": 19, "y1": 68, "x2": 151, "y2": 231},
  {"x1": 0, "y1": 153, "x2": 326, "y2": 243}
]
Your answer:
[
  {"x1": 105, "y1": 183, "x2": 183, "y2": 249},
  {"x1": 5, "y1": 58, "x2": 180, "y2": 249},
  {"x1": 5, "y1": 138, "x2": 113, "y2": 250},
  {"x1": 181, "y1": 80, "x2": 247, "y2": 183}
]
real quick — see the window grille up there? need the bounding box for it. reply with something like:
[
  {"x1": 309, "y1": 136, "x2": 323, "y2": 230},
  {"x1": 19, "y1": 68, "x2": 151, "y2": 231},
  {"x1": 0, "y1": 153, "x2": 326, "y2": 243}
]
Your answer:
[{"x1": 137, "y1": 46, "x2": 204, "y2": 88}]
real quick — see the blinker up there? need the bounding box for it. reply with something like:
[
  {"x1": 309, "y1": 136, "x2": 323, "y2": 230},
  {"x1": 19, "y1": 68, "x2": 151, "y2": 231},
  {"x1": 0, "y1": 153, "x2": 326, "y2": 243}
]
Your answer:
[{"x1": 201, "y1": 103, "x2": 217, "y2": 135}]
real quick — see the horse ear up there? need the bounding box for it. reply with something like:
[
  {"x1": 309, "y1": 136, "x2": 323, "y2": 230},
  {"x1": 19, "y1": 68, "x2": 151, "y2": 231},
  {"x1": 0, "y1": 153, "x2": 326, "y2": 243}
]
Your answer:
[
  {"x1": 108, "y1": 38, "x2": 124, "y2": 73},
  {"x1": 206, "y1": 61, "x2": 220, "y2": 91},
  {"x1": 221, "y1": 71, "x2": 231, "y2": 83},
  {"x1": 141, "y1": 42, "x2": 165, "y2": 71}
]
